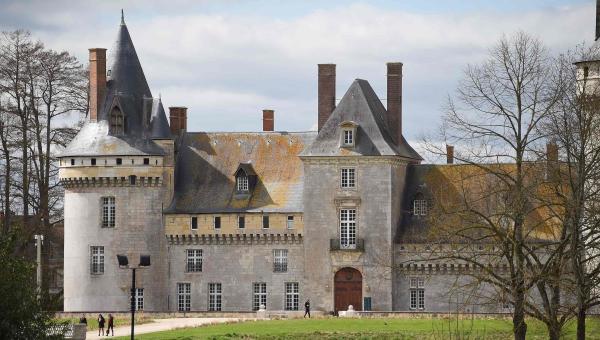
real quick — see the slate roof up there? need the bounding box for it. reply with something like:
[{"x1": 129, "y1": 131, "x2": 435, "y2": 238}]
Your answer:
[
  {"x1": 165, "y1": 131, "x2": 317, "y2": 214},
  {"x1": 150, "y1": 98, "x2": 171, "y2": 139},
  {"x1": 302, "y1": 79, "x2": 422, "y2": 160}
]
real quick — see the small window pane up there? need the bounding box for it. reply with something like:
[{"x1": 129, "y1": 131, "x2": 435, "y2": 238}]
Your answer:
[
  {"x1": 253, "y1": 283, "x2": 267, "y2": 311},
  {"x1": 214, "y1": 216, "x2": 221, "y2": 229},
  {"x1": 102, "y1": 197, "x2": 116, "y2": 228},
  {"x1": 414, "y1": 200, "x2": 428, "y2": 216},
  {"x1": 90, "y1": 246, "x2": 104, "y2": 274},
  {"x1": 177, "y1": 283, "x2": 191, "y2": 311},
  {"x1": 191, "y1": 217, "x2": 198, "y2": 230},
  {"x1": 287, "y1": 216, "x2": 294, "y2": 229},
  {"x1": 135, "y1": 288, "x2": 144, "y2": 311},
  {"x1": 208, "y1": 283, "x2": 222, "y2": 311},
  {"x1": 263, "y1": 215, "x2": 269, "y2": 229},
  {"x1": 238, "y1": 216, "x2": 245, "y2": 229},
  {"x1": 273, "y1": 249, "x2": 288, "y2": 272},
  {"x1": 186, "y1": 249, "x2": 202, "y2": 272},
  {"x1": 237, "y1": 176, "x2": 249, "y2": 192},
  {"x1": 341, "y1": 168, "x2": 356, "y2": 188}
]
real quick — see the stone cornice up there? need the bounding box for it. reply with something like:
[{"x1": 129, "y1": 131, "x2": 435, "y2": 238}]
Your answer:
[
  {"x1": 60, "y1": 176, "x2": 163, "y2": 188},
  {"x1": 165, "y1": 233, "x2": 303, "y2": 246}
]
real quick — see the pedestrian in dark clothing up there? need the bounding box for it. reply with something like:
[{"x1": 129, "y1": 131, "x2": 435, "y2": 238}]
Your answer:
[
  {"x1": 304, "y1": 299, "x2": 311, "y2": 318},
  {"x1": 79, "y1": 315, "x2": 87, "y2": 325},
  {"x1": 106, "y1": 314, "x2": 114, "y2": 336},
  {"x1": 97, "y1": 314, "x2": 105, "y2": 336}
]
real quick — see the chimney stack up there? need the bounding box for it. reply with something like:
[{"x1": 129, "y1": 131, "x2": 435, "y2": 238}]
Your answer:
[
  {"x1": 88, "y1": 48, "x2": 107, "y2": 122},
  {"x1": 262, "y1": 109, "x2": 274, "y2": 131},
  {"x1": 596, "y1": 0, "x2": 600, "y2": 41},
  {"x1": 318, "y1": 64, "x2": 336, "y2": 131},
  {"x1": 446, "y1": 145, "x2": 454, "y2": 164},
  {"x1": 169, "y1": 107, "x2": 187, "y2": 135},
  {"x1": 387, "y1": 62, "x2": 403, "y2": 144},
  {"x1": 547, "y1": 142, "x2": 558, "y2": 163}
]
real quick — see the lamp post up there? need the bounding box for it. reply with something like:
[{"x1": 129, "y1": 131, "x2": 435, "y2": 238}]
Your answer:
[{"x1": 117, "y1": 254, "x2": 150, "y2": 340}]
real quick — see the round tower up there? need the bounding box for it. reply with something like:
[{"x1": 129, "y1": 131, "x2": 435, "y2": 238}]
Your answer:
[{"x1": 59, "y1": 16, "x2": 173, "y2": 312}]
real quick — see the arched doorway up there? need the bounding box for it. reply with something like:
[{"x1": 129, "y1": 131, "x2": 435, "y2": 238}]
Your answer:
[{"x1": 334, "y1": 267, "x2": 362, "y2": 313}]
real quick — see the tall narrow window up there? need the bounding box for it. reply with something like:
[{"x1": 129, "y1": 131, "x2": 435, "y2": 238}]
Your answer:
[
  {"x1": 135, "y1": 288, "x2": 144, "y2": 311},
  {"x1": 285, "y1": 282, "x2": 299, "y2": 311},
  {"x1": 409, "y1": 277, "x2": 425, "y2": 310},
  {"x1": 109, "y1": 107, "x2": 125, "y2": 135},
  {"x1": 237, "y1": 175, "x2": 249, "y2": 192},
  {"x1": 102, "y1": 197, "x2": 115, "y2": 228},
  {"x1": 287, "y1": 215, "x2": 294, "y2": 229},
  {"x1": 90, "y1": 246, "x2": 104, "y2": 275},
  {"x1": 91, "y1": 158, "x2": 96, "y2": 166},
  {"x1": 208, "y1": 283, "x2": 222, "y2": 311},
  {"x1": 273, "y1": 249, "x2": 288, "y2": 273},
  {"x1": 262, "y1": 215, "x2": 270, "y2": 229},
  {"x1": 191, "y1": 217, "x2": 198, "y2": 230},
  {"x1": 238, "y1": 216, "x2": 245, "y2": 229},
  {"x1": 341, "y1": 168, "x2": 356, "y2": 188},
  {"x1": 343, "y1": 129, "x2": 354, "y2": 145},
  {"x1": 177, "y1": 283, "x2": 191, "y2": 311},
  {"x1": 340, "y1": 209, "x2": 357, "y2": 249},
  {"x1": 186, "y1": 249, "x2": 203, "y2": 272},
  {"x1": 213, "y1": 216, "x2": 221, "y2": 229},
  {"x1": 253, "y1": 283, "x2": 267, "y2": 311}
]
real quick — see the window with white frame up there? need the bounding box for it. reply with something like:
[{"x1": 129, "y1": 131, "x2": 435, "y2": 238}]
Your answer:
[
  {"x1": 341, "y1": 168, "x2": 356, "y2": 189},
  {"x1": 237, "y1": 175, "x2": 249, "y2": 192},
  {"x1": 102, "y1": 197, "x2": 115, "y2": 228},
  {"x1": 286, "y1": 215, "x2": 294, "y2": 229},
  {"x1": 253, "y1": 282, "x2": 267, "y2": 311},
  {"x1": 413, "y1": 199, "x2": 428, "y2": 216},
  {"x1": 135, "y1": 288, "x2": 144, "y2": 311},
  {"x1": 273, "y1": 249, "x2": 288, "y2": 272},
  {"x1": 409, "y1": 277, "x2": 425, "y2": 310},
  {"x1": 177, "y1": 283, "x2": 191, "y2": 311},
  {"x1": 340, "y1": 209, "x2": 357, "y2": 249},
  {"x1": 285, "y1": 282, "x2": 299, "y2": 311},
  {"x1": 90, "y1": 246, "x2": 104, "y2": 274},
  {"x1": 343, "y1": 129, "x2": 354, "y2": 146},
  {"x1": 186, "y1": 249, "x2": 203, "y2": 272},
  {"x1": 213, "y1": 216, "x2": 221, "y2": 229},
  {"x1": 208, "y1": 283, "x2": 222, "y2": 311}
]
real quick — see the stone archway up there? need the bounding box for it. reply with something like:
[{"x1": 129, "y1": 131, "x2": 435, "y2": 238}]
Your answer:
[{"x1": 334, "y1": 267, "x2": 362, "y2": 313}]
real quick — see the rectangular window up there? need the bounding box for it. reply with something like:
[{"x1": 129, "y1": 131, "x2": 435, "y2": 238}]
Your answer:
[
  {"x1": 287, "y1": 215, "x2": 294, "y2": 229},
  {"x1": 285, "y1": 282, "x2": 299, "y2": 311},
  {"x1": 343, "y1": 129, "x2": 354, "y2": 145},
  {"x1": 237, "y1": 176, "x2": 249, "y2": 192},
  {"x1": 340, "y1": 209, "x2": 357, "y2": 249},
  {"x1": 90, "y1": 246, "x2": 104, "y2": 274},
  {"x1": 413, "y1": 200, "x2": 428, "y2": 216},
  {"x1": 143, "y1": 158, "x2": 150, "y2": 165},
  {"x1": 238, "y1": 216, "x2": 245, "y2": 229},
  {"x1": 102, "y1": 197, "x2": 116, "y2": 228},
  {"x1": 91, "y1": 158, "x2": 96, "y2": 166},
  {"x1": 253, "y1": 282, "x2": 267, "y2": 311},
  {"x1": 177, "y1": 283, "x2": 191, "y2": 311},
  {"x1": 213, "y1": 216, "x2": 221, "y2": 229},
  {"x1": 409, "y1": 277, "x2": 425, "y2": 310},
  {"x1": 262, "y1": 215, "x2": 270, "y2": 229},
  {"x1": 341, "y1": 168, "x2": 356, "y2": 188},
  {"x1": 191, "y1": 217, "x2": 198, "y2": 230},
  {"x1": 116, "y1": 158, "x2": 122, "y2": 165},
  {"x1": 70, "y1": 159, "x2": 75, "y2": 166},
  {"x1": 208, "y1": 283, "x2": 222, "y2": 311},
  {"x1": 273, "y1": 249, "x2": 288, "y2": 273},
  {"x1": 135, "y1": 288, "x2": 144, "y2": 311},
  {"x1": 186, "y1": 249, "x2": 203, "y2": 272}
]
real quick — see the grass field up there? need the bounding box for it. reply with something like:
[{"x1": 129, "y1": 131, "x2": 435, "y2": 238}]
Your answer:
[{"x1": 113, "y1": 316, "x2": 600, "y2": 339}]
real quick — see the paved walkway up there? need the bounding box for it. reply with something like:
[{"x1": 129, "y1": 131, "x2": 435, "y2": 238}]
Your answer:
[{"x1": 86, "y1": 317, "x2": 244, "y2": 339}]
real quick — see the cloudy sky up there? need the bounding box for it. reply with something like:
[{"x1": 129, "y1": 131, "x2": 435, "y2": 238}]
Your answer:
[{"x1": 0, "y1": 0, "x2": 595, "y2": 143}]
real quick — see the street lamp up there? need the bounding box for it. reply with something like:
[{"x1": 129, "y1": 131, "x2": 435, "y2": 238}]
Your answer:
[{"x1": 117, "y1": 254, "x2": 151, "y2": 340}]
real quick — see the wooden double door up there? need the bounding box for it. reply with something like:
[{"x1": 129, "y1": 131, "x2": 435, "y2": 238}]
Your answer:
[{"x1": 334, "y1": 267, "x2": 362, "y2": 313}]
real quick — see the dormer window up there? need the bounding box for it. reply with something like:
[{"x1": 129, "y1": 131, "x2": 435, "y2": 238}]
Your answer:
[
  {"x1": 412, "y1": 193, "x2": 429, "y2": 217},
  {"x1": 109, "y1": 106, "x2": 125, "y2": 135},
  {"x1": 339, "y1": 121, "x2": 358, "y2": 148},
  {"x1": 234, "y1": 163, "x2": 257, "y2": 195}
]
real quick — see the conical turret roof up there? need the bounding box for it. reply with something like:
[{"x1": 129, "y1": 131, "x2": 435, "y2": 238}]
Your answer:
[{"x1": 150, "y1": 98, "x2": 171, "y2": 139}]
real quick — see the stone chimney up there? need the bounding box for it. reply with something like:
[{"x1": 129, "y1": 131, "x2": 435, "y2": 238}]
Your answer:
[
  {"x1": 88, "y1": 48, "x2": 107, "y2": 122},
  {"x1": 262, "y1": 109, "x2": 274, "y2": 132},
  {"x1": 446, "y1": 145, "x2": 454, "y2": 164},
  {"x1": 169, "y1": 107, "x2": 187, "y2": 135},
  {"x1": 318, "y1": 64, "x2": 336, "y2": 131},
  {"x1": 547, "y1": 142, "x2": 558, "y2": 163},
  {"x1": 387, "y1": 62, "x2": 403, "y2": 144}
]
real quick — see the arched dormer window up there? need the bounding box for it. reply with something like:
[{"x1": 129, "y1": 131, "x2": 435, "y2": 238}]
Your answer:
[
  {"x1": 339, "y1": 121, "x2": 358, "y2": 148},
  {"x1": 234, "y1": 163, "x2": 257, "y2": 195},
  {"x1": 110, "y1": 106, "x2": 125, "y2": 135}
]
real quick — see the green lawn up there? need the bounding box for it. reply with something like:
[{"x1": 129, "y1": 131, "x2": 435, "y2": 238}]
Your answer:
[{"x1": 114, "y1": 316, "x2": 600, "y2": 339}]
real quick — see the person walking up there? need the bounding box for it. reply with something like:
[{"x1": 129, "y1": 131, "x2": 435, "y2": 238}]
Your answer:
[
  {"x1": 97, "y1": 314, "x2": 105, "y2": 336},
  {"x1": 106, "y1": 314, "x2": 114, "y2": 336},
  {"x1": 79, "y1": 314, "x2": 87, "y2": 325},
  {"x1": 304, "y1": 299, "x2": 311, "y2": 318}
]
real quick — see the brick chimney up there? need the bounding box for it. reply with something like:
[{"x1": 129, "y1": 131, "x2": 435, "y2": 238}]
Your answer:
[
  {"x1": 318, "y1": 64, "x2": 336, "y2": 131},
  {"x1": 169, "y1": 107, "x2": 187, "y2": 135},
  {"x1": 387, "y1": 62, "x2": 403, "y2": 144},
  {"x1": 88, "y1": 48, "x2": 107, "y2": 122},
  {"x1": 262, "y1": 109, "x2": 274, "y2": 131},
  {"x1": 446, "y1": 145, "x2": 454, "y2": 164},
  {"x1": 546, "y1": 142, "x2": 558, "y2": 162}
]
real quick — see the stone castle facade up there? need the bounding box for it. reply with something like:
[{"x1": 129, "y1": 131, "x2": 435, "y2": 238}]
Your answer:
[{"x1": 59, "y1": 14, "x2": 583, "y2": 313}]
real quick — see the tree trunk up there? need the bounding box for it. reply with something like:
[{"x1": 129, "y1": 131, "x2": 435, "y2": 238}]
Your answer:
[{"x1": 577, "y1": 303, "x2": 586, "y2": 340}]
